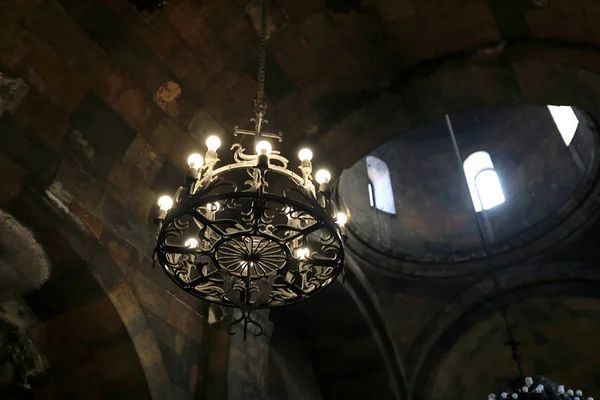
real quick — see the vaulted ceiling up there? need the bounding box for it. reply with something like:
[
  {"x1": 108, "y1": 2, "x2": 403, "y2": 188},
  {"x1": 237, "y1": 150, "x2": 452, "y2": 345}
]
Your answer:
[{"x1": 3, "y1": 0, "x2": 600, "y2": 399}]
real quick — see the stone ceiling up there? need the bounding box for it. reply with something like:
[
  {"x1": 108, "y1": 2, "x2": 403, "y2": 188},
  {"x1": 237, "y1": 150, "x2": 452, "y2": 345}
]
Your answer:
[{"x1": 3, "y1": 0, "x2": 600, "y2": 398}]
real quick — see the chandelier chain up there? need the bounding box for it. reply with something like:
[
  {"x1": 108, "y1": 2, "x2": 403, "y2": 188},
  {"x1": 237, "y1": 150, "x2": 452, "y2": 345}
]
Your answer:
[
  {"x1": 254, "y1": 0, "x2": 268, "y2": 124},
  {"x1": 445, "y1": 114, "x2": 524, "y2": 379}
]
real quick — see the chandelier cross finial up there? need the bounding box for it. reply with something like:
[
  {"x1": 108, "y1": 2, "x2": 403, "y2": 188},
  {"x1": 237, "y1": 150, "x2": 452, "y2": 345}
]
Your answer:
[{"x1": 233, "y1": 0, "x2": 283, "y2": 142}]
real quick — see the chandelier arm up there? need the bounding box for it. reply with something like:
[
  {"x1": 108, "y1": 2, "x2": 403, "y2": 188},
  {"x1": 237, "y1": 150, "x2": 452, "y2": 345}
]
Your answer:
[
  {"x1": 274, "y1": 275, "x2": 312, "y2": 297},
  {"x1": 179, "y1": 273, "x2": 216, "y2": 290},
  {"x1": 281, "y1": 223, "x2": 324, "y2": 244},
  {"x1": 160, "y1": 244, "x2": 205, "y2": 255},
  {"x1": 188, "y1": 209, "x2": 228, "y2": 238}
]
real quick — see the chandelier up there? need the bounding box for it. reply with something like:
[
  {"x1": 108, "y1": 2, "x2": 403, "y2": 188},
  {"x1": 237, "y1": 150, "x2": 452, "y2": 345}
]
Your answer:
[
  {"x1": 490, "y1": 376, "x2": 594, "y2": 400},
  {"x1": 153, "y1": 0, "x2": 347, "y2": 338},
  {"x1": 443, "y1": 115, "x2": 595, "y2": 400}
]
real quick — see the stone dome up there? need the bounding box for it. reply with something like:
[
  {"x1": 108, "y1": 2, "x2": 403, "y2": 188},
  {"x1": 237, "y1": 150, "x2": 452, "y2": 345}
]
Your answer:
[{"x1": 339, "y1": 104, "x2": 600, "y2": 276}]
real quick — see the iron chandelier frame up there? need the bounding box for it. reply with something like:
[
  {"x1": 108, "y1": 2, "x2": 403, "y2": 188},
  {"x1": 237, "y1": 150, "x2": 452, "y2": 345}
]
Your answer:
[{"x1": 153, "y1": 0, "x2": 347, "y2": 338}]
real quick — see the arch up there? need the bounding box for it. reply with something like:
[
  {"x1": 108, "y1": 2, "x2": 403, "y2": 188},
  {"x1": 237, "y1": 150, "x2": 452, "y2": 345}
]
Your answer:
[
  {"x1": 463, "y1": 151, "x2": 505, "y2": 212},
  {"x1": 408, "y1": 262, "x2": 600, "y2": 399},
  {"x1": 366, "y1": 156, "x2": 396, "y2": 215},
  {"x1": 2, "y1": 190, "x2": 168, "y2": 398}
]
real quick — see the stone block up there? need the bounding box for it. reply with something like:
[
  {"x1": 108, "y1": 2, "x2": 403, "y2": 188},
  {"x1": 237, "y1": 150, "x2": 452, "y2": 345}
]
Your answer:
[
  {"x1": 107, "y1": 162, "x2": 155, "y2": 220},
  {"x1": 144, "y1": 117, "x2": 185, "y2": 156},
  {"x1": 145, "y1": 310, "x2": 180, "y2": 352},
  {"x1": 131, "y1": 270, "x2": 170, "y2": 319},
  {"x1": 167, "y1": 0, "x2": 214, "y2": 48},
  {"x1": 73, "y1": 296, "x2": 124, "y2": 345},
  {"x1": 52, "y1": 361, "x2": 104, "y2": 395},
  {"x1": 99, "y1": 373, "x2": 151, "y2": 400},
  {"x1": 113, "y1": 86, "x2": 160, "y2": 136},
  {"x1": 13, "y1": 90, "x2": 70, "y2": 148},
  {"x1": 0, "y1": 152, "x2": 27, "y2": 205},
  {"x1": 99, "y1": 193, "x2": 153, "y2": 253},
  {"x1": 132, "y1": 328, "x2": 163, "y2": 367},
  {"x1": 22, "y1": 38, "x2": 87, "y2": 115},
  {"x1": 38, "y1": 312, "x2": 89, "y2": 368},
  {"x1": 151, "y1": 160, "x2": 184, "y2": 198},
  {"x1": 109, "y1": 31, "x2": 173, "y2": 96},
  {"x1": 169, "y1": 383, "x2": 195, "y2": 400},
  {"x1": 67, "y1": 93, "x2": 136, "y2": 177},
  {"x1": 24, "y1": 0, "x2": 93, "y2": 65},
  {"x1": 93, "y1": 341, "x2": 141, "y2": 381},
  {"x1": 0, "y1": 23, "x2": 31, "y2": 69},
  {"x1": 89, "y1": 248, "x2": 125, "y2": 294},
  {"x1": 131, "y1": 19, "x2": 181, "y2": 61},
  {"x1": 166, "y1": 44, "x2": 203, "y2": 82},
  {"x1": 189, "y1": 363, "x2": 199, "y2": 393},
  {"x1": 167, "y1": 131, "x2": 205, "y2": 172},
  {"x1": 204, "y1": 369, "x2": 226, "y2": 400},
  {"x1": 166, "y1": 295, "x2": 206, "y2": 341},
  {"x1": 74, "y1": 45, "x2": 130, "y2": 107},
  {"x1": 54, "y1": 158, "x2": 106, "y2": 210},
  {"x1": 143, "y1": 362, "x2": 172, "y2": 397},
  {"x1": 160, "y1": 342, "x2": 194, "y2": 389},
  {"x1": 196, "y1": 42, "x2": 230, "y2": 77},
  {"x1": 524, "y1": 8, "x2": 586, "y2": 42},
  {"x1": 281, "y1": 0, "x2": 324, "y2": 21},
  {"x1": 273, "y1": 33, "x2": 316, "y2": 88},
  {"x1": 69, "y1": 200, "x2": 103, "y2": 240},
  {"x1": 108, "y1": 282, "x2": 145, "y2": 329},
  {"x1": 57, "y1": 0, "x2": 129, "y2": 50},
  {"x1": 104, "y1": 231, "x2": 139, "y2": 274},
  {"x1": 0, "y1": 112, "x2": 61, "y2": 187},
  {"x1": 23, "y1": 266, "x2": 106, "y2": 320},
  {"x1": 188, "y1": 108, "x2": 226, "y2": 141}
]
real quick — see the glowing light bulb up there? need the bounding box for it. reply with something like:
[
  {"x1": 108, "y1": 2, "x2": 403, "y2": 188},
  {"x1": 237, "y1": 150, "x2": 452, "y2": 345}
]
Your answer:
[
  {"x1": 315, "y1": 169, "x2": 331, "y2": 184},
  {"x1": 206, "y1": 135, "x2": 221, "y2": 151},
  {"x1": 187, "y1": 153, "x2": 204, "y2": 170},
  {"x1": 255, "y1": 140, "x2": 272, "y2": 155},
  {"x1": 158, "y1": 196, "x2": 173, "y2": 211},
  {"x1": 298, "y1": 148, "x2": 313, "y2": 162},
  {"x1": 336, "y1": 212, "x2": 348, "y2": 227},
  {"x1": 185, "y1": 238, "x2": 199, "y2": 249},
  {"x1": 295, "y1": 248, "x2": 309, "y2": 260}
]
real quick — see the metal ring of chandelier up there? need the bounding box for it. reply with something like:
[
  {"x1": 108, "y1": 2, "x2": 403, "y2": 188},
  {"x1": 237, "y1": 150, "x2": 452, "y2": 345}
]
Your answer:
[{"x1": 154, "y1": 140, "x2": 347, "y2": 335}]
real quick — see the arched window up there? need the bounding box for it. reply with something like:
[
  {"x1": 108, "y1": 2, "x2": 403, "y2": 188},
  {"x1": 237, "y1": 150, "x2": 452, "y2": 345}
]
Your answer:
[
  {"x1": 547, "y1": 105, "x2": 579, "y2": 146},
  {"x1": 463, "y1": 151, "x2": 505, "y2": 212},
  {"x1": 366, "y1": 156, "x2": 396, "y2": 215}
]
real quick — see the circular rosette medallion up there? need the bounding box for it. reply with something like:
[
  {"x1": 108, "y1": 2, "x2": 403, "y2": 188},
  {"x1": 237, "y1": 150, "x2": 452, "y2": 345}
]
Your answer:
[{"x1": 216, "y1": 235, "x2": 287, "y2": 278}]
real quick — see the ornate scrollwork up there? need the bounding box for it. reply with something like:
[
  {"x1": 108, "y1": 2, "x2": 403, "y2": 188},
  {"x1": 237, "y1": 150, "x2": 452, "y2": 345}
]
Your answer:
[{"x1": 155, "y1": 153, "x2": 345, "y2": 338}]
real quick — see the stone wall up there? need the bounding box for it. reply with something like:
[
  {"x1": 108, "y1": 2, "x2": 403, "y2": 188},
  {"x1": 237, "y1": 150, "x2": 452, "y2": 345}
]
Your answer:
[
  {"x1": 266, "y1": 324, "x2": 322, "y2": 400},
  {"x1": 428, "y1": 295, "x2": 600, "y2": 400}
]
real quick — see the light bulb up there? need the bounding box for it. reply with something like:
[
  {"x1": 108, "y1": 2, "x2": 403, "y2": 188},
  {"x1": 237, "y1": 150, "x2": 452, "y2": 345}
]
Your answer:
[
  {"x1": 185, "y1": 238, "x2": 199, "y2": 249},
  {"x1": 336, "y1": 212, "x2": 348, "y2": 227},
  {"x1": 315, "y1": 169, "x2": 331, "y2": 184},
  {"x1": 298, "y1": 148, "x2": 313, "y2": 162},
  {"x1": 255, "y1": 140, "x2": 272, "y2": 155},
  {"x1": 157, "y1": 195, "x2": 173, "y2": 211},
  {"x1": 187, "y1": 153, "x2": 204, "y2": 170},
  {"x1": 206, "y1": 135, "x2": 221, "y2": 151},
  {"x1": 295, "y1": 248, "x2": 309, "y2": 260}
]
